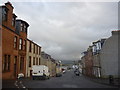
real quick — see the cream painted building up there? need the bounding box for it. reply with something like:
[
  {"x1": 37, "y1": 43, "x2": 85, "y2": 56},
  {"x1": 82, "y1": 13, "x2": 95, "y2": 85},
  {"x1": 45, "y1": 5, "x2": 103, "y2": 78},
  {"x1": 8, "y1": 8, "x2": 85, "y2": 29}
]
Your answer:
[{"x1": 26, "y1": 39, "x2": 41, "y2": 77}]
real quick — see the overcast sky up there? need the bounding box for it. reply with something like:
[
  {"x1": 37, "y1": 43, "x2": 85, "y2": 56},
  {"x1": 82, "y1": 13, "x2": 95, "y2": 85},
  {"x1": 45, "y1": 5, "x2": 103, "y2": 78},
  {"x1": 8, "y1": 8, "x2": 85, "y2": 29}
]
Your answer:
[{"x1": 1, "y1": 1, "x2": 118, "y2": 61}]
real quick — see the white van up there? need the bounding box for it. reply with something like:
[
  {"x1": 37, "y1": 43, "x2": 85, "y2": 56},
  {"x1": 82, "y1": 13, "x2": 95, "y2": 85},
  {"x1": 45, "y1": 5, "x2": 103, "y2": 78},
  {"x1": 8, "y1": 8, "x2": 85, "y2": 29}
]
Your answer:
[{"x1": 32, "y1": 65, "x2": 50, "y2": 80}]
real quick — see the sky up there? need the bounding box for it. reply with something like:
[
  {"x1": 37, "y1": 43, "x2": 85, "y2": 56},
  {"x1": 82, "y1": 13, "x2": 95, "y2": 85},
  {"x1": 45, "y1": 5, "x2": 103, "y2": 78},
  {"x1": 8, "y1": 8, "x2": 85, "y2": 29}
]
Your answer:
[{"x1": 1, "y1": 0, "x2": 118, "y2": 61}]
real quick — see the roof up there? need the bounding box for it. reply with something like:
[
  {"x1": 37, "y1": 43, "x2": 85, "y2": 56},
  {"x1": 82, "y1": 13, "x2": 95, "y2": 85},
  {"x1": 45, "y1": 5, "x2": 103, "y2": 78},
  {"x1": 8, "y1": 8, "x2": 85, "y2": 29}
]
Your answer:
[
  {"x1": 16, "y1": 19, "x2": 29, "y2": 27},
  {"x1": 27, "y1": 39, "x2": 41, "y2": 48}
]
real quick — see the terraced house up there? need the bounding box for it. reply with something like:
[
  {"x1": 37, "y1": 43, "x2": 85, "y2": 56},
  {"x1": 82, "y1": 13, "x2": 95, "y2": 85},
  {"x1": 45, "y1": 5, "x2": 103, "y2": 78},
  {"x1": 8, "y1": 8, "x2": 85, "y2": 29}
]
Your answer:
[
  {"x1": 81, "y1": 30, "x2": 119, "y2": 80},
  {"x1": 41, "y1": 52, "x2": 57, "y2": 77},
  {"x1": 26, "y1": 39, "x2": 41, "y2": 77},
  {"x1": 1, "y1": 2, "x2": 29, "y2": 79}
]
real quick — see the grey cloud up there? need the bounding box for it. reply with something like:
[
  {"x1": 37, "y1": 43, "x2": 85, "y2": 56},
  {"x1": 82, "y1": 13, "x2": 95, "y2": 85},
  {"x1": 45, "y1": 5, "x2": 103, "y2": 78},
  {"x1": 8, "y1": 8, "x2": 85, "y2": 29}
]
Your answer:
[{"x1": 12, "y1": 2, "x2": 118, "y2": 61}]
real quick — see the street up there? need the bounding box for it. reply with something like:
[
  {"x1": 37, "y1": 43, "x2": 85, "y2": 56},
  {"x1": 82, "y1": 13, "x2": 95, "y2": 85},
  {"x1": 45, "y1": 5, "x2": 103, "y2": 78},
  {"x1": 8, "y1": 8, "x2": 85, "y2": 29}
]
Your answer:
[{"x1": 2, "y1": 70, "x2": 118, "y2": 89}]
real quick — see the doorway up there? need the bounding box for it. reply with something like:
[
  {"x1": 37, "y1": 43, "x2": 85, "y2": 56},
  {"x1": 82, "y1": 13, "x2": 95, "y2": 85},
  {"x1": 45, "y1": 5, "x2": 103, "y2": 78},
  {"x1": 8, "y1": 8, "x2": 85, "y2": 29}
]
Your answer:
[{"x1": 14, "y1": 56, "x2": 17, "y2": 78}]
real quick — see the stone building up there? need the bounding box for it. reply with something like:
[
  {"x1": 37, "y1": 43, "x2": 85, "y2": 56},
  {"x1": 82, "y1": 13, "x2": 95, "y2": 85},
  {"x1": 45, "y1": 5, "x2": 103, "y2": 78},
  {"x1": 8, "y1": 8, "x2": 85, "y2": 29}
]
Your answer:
[
  {"x1": 51, "y1": 58, "x2": 57, "y2": 77},
  {"x1": 1, "y1": 2, "x2": 29, "y2": 79},
  {"x1": 56, "y1": 61, "x2": 62, "y2": 75},
  {"x1": 81, "y1": 55, "x2": 86, "y2": 75},
  {"x1": 41, "y1": 52, "x2": 56, "y2": 77},
  {"x1": 81, "y1": 46, "x2": 93, "y2": 77},
  {"x1": 26, "y1": 39, "x2": 41, "y2": 77},
  {"x1": 84, "y1": 46, "x2": 93, "y2": 77}
]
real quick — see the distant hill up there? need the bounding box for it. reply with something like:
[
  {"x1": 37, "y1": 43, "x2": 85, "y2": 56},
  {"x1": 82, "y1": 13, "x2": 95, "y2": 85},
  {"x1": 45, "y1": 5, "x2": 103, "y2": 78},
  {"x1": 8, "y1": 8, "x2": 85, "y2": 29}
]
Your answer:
[{"x1": 61, "y1": 60, "x2": 75, "y2": 66}]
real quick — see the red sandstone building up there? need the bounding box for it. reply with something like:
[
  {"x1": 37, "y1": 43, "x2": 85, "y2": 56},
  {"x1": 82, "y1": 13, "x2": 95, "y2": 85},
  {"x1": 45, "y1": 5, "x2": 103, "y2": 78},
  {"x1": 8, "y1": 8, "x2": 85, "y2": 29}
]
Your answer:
[
  {"x1": 85, "y1": 46, "x2": 93, "y2": 77},
  {"x1": 0, "y1": 2, "x2": 29, "y2": 79},
  {"x1": 81, "y1": 46, "x2": 93, "y2": 77}
]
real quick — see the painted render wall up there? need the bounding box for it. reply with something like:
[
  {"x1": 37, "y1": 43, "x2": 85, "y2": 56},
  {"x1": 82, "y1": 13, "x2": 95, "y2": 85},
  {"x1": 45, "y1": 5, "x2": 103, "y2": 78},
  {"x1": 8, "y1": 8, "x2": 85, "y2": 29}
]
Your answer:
[
  {"x1": 100, "y1": 31, "x2": 119, "y2": 78},
  {"x1": 26, "y1": 40, "x2": 41, "y2": 77}
]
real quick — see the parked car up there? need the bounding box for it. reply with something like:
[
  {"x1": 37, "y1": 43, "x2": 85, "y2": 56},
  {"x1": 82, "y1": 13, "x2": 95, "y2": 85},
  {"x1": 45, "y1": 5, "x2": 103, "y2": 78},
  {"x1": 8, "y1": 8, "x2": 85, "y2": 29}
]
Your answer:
[
  {"x1": 75, "y1": 71, "x2": 80, "y2": 76},
  {"x1": 74, "y1": 69, "x2": 80, "y2": 76},
  {"x1": 62, "y1": 70, "x2": 66, "y2": 74},
  {"x1": 56, "y1": 73, "x2": 62, "y2": 77},
  {"x1": 61, "y1": 68, "x2": 66, "y2": 74}
]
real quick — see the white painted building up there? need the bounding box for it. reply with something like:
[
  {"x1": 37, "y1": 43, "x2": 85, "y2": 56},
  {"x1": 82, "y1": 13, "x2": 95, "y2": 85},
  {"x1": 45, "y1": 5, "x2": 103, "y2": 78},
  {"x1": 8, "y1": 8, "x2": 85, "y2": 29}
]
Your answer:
[{"x1": 100, "y1": 31, "x2": 119, "y2": 78}]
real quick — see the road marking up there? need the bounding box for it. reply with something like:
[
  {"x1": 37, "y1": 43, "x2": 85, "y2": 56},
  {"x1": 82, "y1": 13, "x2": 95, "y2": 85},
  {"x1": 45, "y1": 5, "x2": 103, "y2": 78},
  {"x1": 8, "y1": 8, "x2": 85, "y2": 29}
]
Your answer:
[
  {"x1": 22, "y1": 86, "x2": 26, "y2": 88},
  {"x1": 21, "y1": 84, "x2": 26, "y2": 88},
  {"x1": 14, "y1": 81, "x2": 18, "y2": 87},
  {"x1": 14, "y1": 80, "x2": 26, "y2": 88}
]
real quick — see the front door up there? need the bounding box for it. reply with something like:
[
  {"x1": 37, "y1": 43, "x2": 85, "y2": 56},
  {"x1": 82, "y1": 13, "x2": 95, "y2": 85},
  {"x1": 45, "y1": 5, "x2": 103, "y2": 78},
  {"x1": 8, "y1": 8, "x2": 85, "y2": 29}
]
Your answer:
[{"x1": 14, "y1": 56, "x2": 17, "y2": 78}]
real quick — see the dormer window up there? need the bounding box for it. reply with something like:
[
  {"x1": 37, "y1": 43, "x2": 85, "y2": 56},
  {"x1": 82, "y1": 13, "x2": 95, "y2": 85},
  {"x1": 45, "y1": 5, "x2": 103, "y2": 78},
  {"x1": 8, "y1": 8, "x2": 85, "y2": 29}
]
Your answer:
[
  {"x1": 20, "y1": 23, "x2": 27, "y2": 32},
  {"x1": 20, "y1": 23, "x2": 24, "y2": 32},
  {"x1": 2, "y1": 7, "x2": 8, "y2": 21},
  {"x1": 24, "y1": 25, "x2": 27, "y2": 32},
  {"x1": 16, "y1": 20, "x2": 29, "y2": 34},
  {"x1": 12, "y1": 16, "x2": 16, "y2": 26}
]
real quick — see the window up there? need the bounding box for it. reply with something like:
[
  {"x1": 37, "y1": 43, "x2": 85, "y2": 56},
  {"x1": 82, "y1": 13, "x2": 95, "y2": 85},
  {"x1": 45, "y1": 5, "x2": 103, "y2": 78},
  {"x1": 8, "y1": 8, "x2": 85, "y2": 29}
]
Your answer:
[
  {"x1": 19, "y1": 39, "x2": 22, "y2": 50},
  {"x1": 24, "y1": 25, "x2": 27, "y2": 32},
  {"x1": 2, "y1": 8, "x2": 7, "y2": 21},
  {"x1": 12, "y1": 17, "x2": 15, "y2": 26},
  {"x1": 3, "y1": 55, "x2": 10, "y2": 71},
  {"x1": 14, "y1": 56, "x2": 17, "y2": 64},
  {"x1": 20, "y1": 23, "x2": 26, "y2": 32},
  {"x1": 29, "y1": 56, "x2": 31, "y2": 67},
  {"x1": 14, "y1": 36, "x2": 17, "y2": 49},
  {"x1": 14, "y1": 56, "x2": 17, "y2": 76},
  {"x1": 38, "y1": 47, "x2": 39, "y2": 54},
  {"x1": 98, "y1": 42, "x2": 101, "y2": 50},
  {"x1": 36, "y1": 58, "x2": 38, "y2": 65},
  {"x1": 39, "y1": 47, "x2": 41, "y2": 55},
  {"x1": 23, "y1": 40, "x2": 26, "y2": 51},
  {"x1": 3, "y1": 55, "x2": 7, "y2": 71},
  {"x1": 8, "y1": 55, "x2": 10, "y2": 71},
  {"x1": 34, "y1": 45, "x2": 35, "y2": 53},
  {"x1": 29, "y1": 41, "x2": 31, "y2": 52},
  {"x1": 36, "y1": 46, "x2": 38, "y2": 54},
  {"x1": 39, "y1": 58, "x2": 41, "y2": 65},
  {"x1": 20, "y1": 57, "x2": 24, "y2": 71},
  {"x1": 20, "y1": 23, "x2": 23, "y2": 32},
  {"x1": 33, "y1": 57, "x2": 35, "y2": 65}
]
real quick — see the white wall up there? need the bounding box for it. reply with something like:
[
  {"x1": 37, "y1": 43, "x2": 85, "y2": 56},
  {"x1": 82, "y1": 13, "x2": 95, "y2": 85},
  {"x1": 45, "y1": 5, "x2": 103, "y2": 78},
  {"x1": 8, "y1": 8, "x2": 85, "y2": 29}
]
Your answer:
[{"x1": 100, "y1": 32, "x2": 119, "y2": 78}]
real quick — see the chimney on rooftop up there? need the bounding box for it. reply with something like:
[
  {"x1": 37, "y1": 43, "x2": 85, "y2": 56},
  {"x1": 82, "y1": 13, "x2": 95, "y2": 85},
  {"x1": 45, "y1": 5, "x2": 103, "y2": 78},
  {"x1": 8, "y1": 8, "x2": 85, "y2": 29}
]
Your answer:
[
  {"x1": 5, "y1": 1, "x2": 14, "y2": 9},
  {"x1": 112, "y1": 30, "x2": 120, "y2": 36}
]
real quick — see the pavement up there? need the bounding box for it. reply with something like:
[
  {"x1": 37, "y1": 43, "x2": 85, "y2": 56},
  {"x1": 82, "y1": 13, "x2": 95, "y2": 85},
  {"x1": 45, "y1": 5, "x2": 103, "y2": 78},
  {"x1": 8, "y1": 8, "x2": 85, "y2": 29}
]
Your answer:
[
  {"x1": 2, "y1": 79, "x2": 16, "y2": 88},
  {"x1": 1, "y1": 70, "x2": 119, "y2": 89},
  {"x1": 84, "y1": 76, "x2": 120, "y2": 87}
]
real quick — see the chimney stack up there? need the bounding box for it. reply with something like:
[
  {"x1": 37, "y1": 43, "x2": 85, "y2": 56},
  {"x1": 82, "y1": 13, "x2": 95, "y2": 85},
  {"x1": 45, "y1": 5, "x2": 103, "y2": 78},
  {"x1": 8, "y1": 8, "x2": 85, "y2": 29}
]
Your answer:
[{"x1": 112, "y1": 30, "x2": 120, "y2": 36}]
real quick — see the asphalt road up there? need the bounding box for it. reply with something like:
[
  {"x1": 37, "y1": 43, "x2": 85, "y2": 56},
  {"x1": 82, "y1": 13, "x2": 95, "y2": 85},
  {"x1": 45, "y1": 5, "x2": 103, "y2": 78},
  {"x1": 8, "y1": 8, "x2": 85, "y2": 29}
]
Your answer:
[{"x1": 15, "y1": 70, "x2": 117, "y2": 89}]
